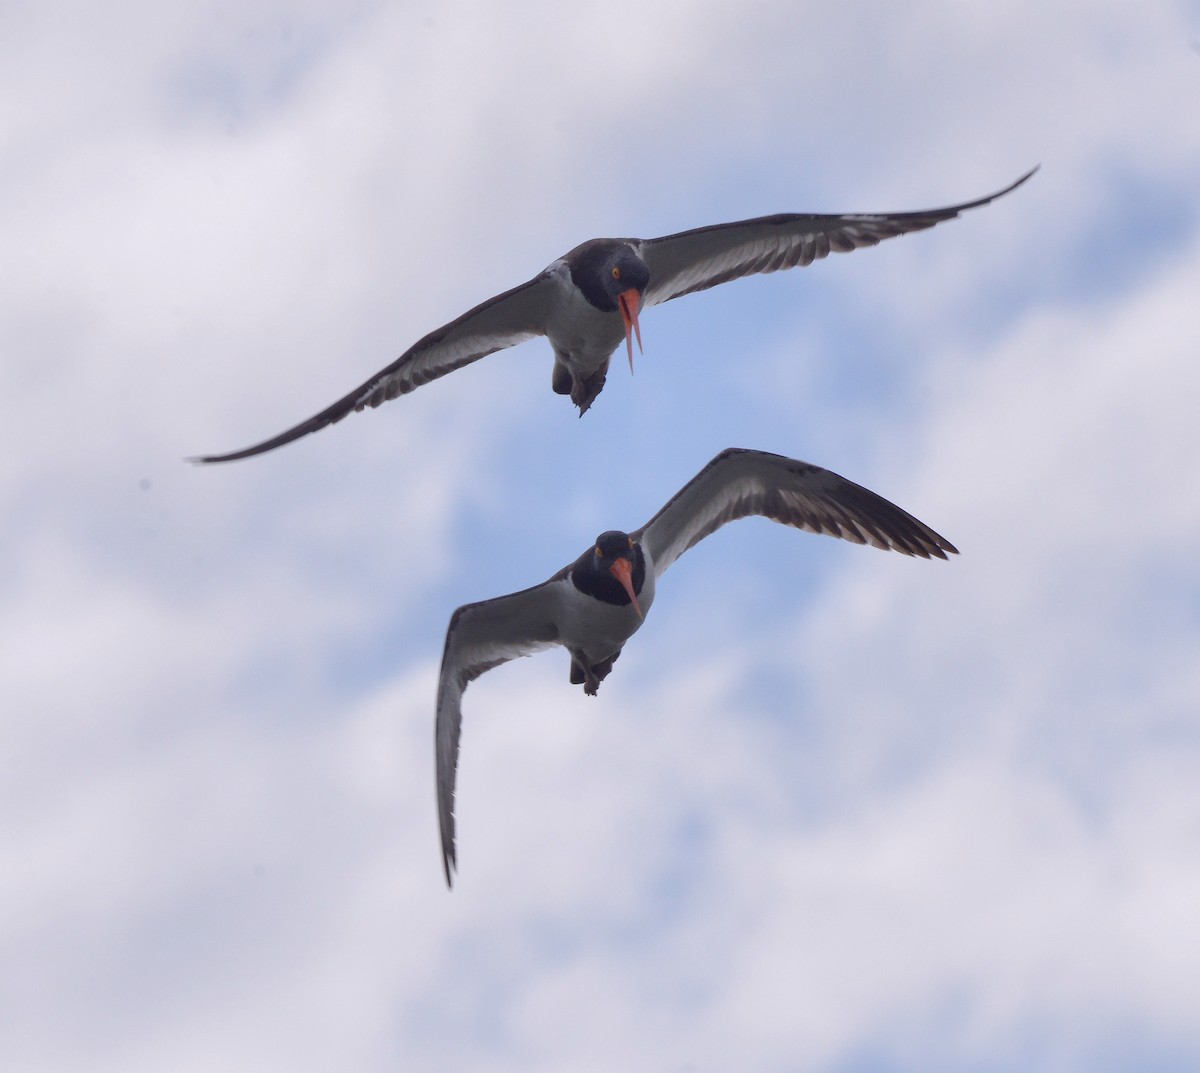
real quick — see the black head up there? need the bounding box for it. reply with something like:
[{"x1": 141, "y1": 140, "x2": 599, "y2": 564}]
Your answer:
[
  {"x1": 571, "y1": 530, "x2": 646, "y2": 615},
  {"x1": 567, "y1": 241, "x2": 651, "y2": 313},
  {"x1": 594, "y1": 530, "x2": 636, "y2": 562}
]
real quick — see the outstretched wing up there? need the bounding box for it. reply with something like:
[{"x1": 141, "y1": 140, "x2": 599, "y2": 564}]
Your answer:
[
  {"x1": 435, "y1": 577, "x2": 567, "y2": 887},
  {"x1": 192, "y1": 272, "x2": 558, "y2": 463},
  {"x1": 634, "y1": 448, "x2": 958, "y2": 576},
  {"x1": 638, "y1": 168, "x2": 1036, "y2": 308}
]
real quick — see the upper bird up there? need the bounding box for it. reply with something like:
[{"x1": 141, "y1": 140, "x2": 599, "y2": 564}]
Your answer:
[
  {"x1": 434, "y1": 447, "x2": 958, "y2": 886},
  {"x1": 193, "y1": 168, "x2": 1036, "y2": 463}
]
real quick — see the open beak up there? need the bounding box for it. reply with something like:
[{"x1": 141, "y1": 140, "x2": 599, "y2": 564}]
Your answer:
[
  {"x1": 609, "y1": 557, "x2": 642, "y2": 619},
  {"x1": 617, "y1": 288, "x2": 643, "y2": 374}
]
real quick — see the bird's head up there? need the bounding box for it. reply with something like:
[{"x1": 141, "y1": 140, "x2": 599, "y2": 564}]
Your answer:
[
  {"x1": 568, "y1": 240, "x2": 649, "y2": 372},
  {"x1": 586, "y1": 530, "x2": 644, "y2": 618},
  {"x1": 603, "y1": 248, "x2": 648, "y2": 372}
]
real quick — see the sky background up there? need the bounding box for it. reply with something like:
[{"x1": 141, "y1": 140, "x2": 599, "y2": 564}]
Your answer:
[{"x1": 4, "y1": 2, "x2": 1200, "y2": 1070}]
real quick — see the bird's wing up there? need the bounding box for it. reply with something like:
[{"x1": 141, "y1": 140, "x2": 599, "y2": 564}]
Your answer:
[
  {"x1": 634, "y1": 448, "x2": 958, "y2": 576},
  {"x1": 191, "y1": 272, "x2": 558, "y2": 463},
  {"x1": 435, "y1": 576, "x2": 567, "y2": 887},
  {"x1": 638, "y1": 168, "x2": 1036, "y2": 308}
]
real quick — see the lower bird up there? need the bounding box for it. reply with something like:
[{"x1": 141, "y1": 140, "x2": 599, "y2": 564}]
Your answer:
[
  {"x1": 435, "y1": 447, "x2": 958, "y2": 886},
  {"x1": 192, "y1": 169, "x2": 1035, "y2": 463}
]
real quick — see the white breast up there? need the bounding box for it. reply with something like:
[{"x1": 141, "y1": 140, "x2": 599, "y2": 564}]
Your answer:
[
  {"x1": 556, "y1": 567, "x2": 657, "y2": 667},
  {"x1": 541, "y1": 261, "x2": 627, "y2": 375}
]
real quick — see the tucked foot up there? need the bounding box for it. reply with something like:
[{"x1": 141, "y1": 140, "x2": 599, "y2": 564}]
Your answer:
[
  {"x1": 591, "y1": 652, "x2": 619, "y2": 682},
  {"x1": 570, "y1": 366, "x2": 608, "y2": 414},
  {"x1": 569, "y1": 655, "x2": 606, "y2": 696},
  {"x1": 571, "y1": 663, "x2": 602, "y2": 695},
  {"x1": 569, "y1": 649, "x2": 622, "y2": 696},
  {"x1": 551, "y1": 360, "x2": 573, "y2": 396}
]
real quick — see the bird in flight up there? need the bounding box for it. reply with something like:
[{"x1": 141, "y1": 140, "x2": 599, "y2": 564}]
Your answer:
[
  {"x1": 434, "y1": 447, "x2": 958, "y2": 885},
  {"x1": 192, "y1": 169, "x2": 1036, "y2": 464}
]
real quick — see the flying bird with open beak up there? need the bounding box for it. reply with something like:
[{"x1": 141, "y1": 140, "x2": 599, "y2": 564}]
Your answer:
[
  {"x1": 434, "y1": 447, "x2": 958, "y2": 886},
  {"x1": 192, "y1": 169, "x2": 1036, "y2": 463}
]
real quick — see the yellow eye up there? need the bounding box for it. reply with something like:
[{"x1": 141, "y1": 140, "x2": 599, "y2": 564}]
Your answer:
[
  {"x1": 595, "y1": 545, "x2": 603, "y2": 557},
  {"x1": 627, "y1": 538, "x2": 633, "y2": 550},
  {"x1": 612, "y1": 266, "x2": 621, "y2": 281}
]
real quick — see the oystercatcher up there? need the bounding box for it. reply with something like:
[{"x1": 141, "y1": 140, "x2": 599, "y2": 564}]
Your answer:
[
  {"x1": 193, "y1": 169, "x2": 1035, "y2": 463},
  {"x1": 435, "y1": 447, "x2": 958, "y2": 884}
]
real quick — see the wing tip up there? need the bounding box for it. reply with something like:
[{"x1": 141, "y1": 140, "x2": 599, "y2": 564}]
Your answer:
[
  {"x1": 935, "y1": 536, "x2": 960, "y2": 559},
  {"x1": 994, "y1": 163, "x2": 1040, "y2": 200},
  {"x1": 953, "y1": 164, "x2": 1039, "y2": 214},
  {"x1": 184, "y1": 448, "x2": 254, "y2": 466},
  {"x1": 440, "y1": 793, "x2": 458, "y2": 890},
  {"x1": 183, "y1": 417, "x2": 331, "y2": 465}
]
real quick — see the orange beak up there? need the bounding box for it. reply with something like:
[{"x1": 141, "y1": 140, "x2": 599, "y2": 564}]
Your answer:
[
  {"x1": 617, "y1": 288, "x2": 643, "y2": 374},
  {"x1": 609, "y1": 557, "x2": 642, "y2": 618}
]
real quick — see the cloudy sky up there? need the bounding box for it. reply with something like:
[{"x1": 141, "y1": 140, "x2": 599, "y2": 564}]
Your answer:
[{"x1": 4, "y1": 1, "x2": 1200, "y2": 1070}]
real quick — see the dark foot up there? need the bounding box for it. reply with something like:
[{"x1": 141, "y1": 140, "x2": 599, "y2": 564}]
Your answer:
[
  {"x1": 591, "y1": 654, "x2": 617, "y2": 681},
  {"x1": 552, "y1": 361, "x2": 573, "y2": 396},
  {"x1": 569, "y1": 656, "x2": 603, "y2": 696},
  {"x1": 570, "y1": 367, "x2": 608, "y2": 414},
  {"x1": 571, "y1": 662, "x2": 602, "y2": 695}
]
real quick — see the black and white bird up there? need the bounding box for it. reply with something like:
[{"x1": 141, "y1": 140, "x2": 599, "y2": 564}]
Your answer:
[
  {"x1": 193, "y1": 169, "x2": 1035, "y2": 463},
  {"x1": 435, "y1": 447, "x2": 958, "y2": 886}
]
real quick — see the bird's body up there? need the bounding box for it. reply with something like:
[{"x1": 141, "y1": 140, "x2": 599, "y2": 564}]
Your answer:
[
  {"x1": 559, "y1": 532, "x2": 656, "y2": 692},
  {"x1": 193, "y1": 169, "x2": 1035, "y2": 463},
  {"x1": 435, "y1": 447, "x2": 958, "y2": 885},
  {"x1": 539, "y1": 245, "x2": 647, "y2": 408}
]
